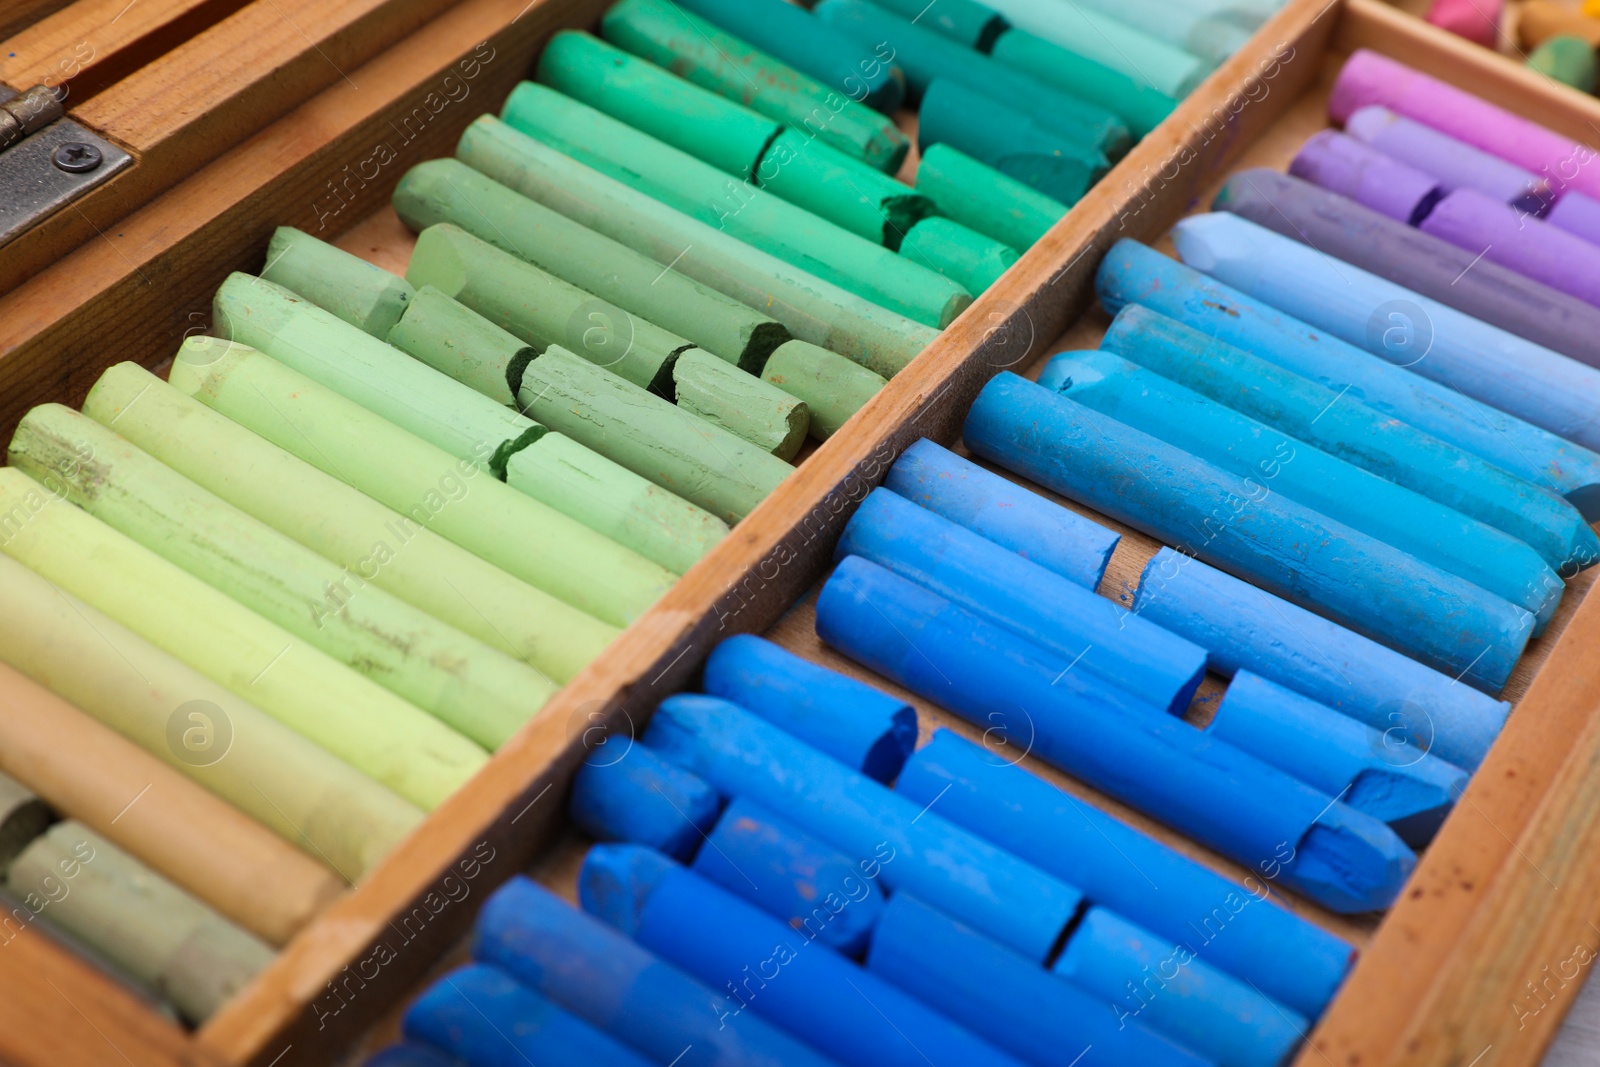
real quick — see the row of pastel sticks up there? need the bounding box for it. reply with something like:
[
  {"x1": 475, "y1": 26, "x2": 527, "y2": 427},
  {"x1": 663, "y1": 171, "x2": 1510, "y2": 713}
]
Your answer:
[{"x1": 1431, "y1": 0, "x2": 1600, "y2": 94}]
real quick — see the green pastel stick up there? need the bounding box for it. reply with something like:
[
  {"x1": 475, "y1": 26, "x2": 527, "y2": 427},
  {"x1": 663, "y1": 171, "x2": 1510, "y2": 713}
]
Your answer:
[
  {"x1": 756, "y1": 127, "x2": 934, "y2": 249},
  {"x1": 260, "y1": 226, "x2": 416, "y2": 337},
  {"x1": 672, "y1": 348, "x2": 809, "y2": 460},
  {"x1": 387, "y1": 280, "x2": 529, "y2": 407},
  {"x1": 1528, "y1": 35, "x2": 1599, "y2": 93},
  {"x1": 0, "y1": 468, "x2": 487, "y2": 811},
  {"x1": 900, "y1": 217, "x2": 1018, "y2": 294},
  {"x1": 498, "y1": 83, "x2": 971, "y2": 328},
  {"x1": 989, "y1": 28, "x2": 1177, "y2": 139},
  {"x1": 761, "y1": 338, "x2": 886, "y2": 438},
  {"x1": 0, "y1": 552, "x2": 422, "y2": 880},
  {"x1": 915, "y1": 143, "x2": 1067, "y2": 250},
  {"x1": 168, "y1": 339, "x2": 674, "y2": 627},
  {"x1": 516, "y1": 346, "x2": 792, "y2": 523},
  {"x1": 600, "y1": 0, "x2": 910, "y2": 172},
  {"x1": 868, "y1": 0, "x2": 1008, "y2": 49},
  {"x1": 456, "y1": 115, "x2": 937, "y2": 376}
]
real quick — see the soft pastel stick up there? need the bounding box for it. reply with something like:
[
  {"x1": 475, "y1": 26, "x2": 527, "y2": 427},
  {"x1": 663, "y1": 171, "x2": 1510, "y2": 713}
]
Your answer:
[
  {"x1": 971, "y1": 0, "x2": 1212, "y2": 97},
  {"x1": 672, "y1": 348, "x2": 810, "y2": 460},
  {"x1": 569, "y1": 745, "x2": 721, "y2": 861},
  {"x1": 914, "y1": 143, "x2": 1067, "y2": 250},
  {"x1": 760, "y1": 339, "x2": 887, "y2": 440},
  {"x1": 988, "y1": 28, "x2": 1177, "y2": 139},
  {"x1": 1344, "y1": 105, "x2": 1541, "y2": 205},
  {"x1": 384, "y1": 280, "x2": 527, "y2": 407},
  {"x1": 1135, "y1": 547, "x2": 1510, "y2": 771},
  {"x1": 838, "y1": 488, "x2": 1209, "y2": 713},
  {"x1": 819, "y1": 556, "x2": 1417, "y2": 914},
  {"x1": 1424, "y1": 0, "x2": 1501, "y2": 47},
  {"x1": 900, "y1": 217, "x2": 1017, "y2": 295},
  {"x1": 1289, "y1": 129, "x2": 1442, "y2": 223},
  {"x1": 868, "y1": 0, "x2": 1007, "y2": 49},
  {"x1": 261, "y1": 226, "x2": 415, "y2": 336},
  {"x1": 1064, "y1": 0, "x2": 1254, "y2": 64}
]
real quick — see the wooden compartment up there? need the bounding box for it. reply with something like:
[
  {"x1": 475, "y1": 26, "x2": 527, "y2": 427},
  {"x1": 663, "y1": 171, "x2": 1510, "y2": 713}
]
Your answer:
[{"x1": 3, "y1": 0, "x2": 1600, "y2": 1064}]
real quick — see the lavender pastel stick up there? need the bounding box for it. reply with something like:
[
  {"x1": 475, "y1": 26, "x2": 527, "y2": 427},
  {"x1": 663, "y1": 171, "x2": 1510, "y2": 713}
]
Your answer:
[
  {"x1": 1343, "y1": 105, "x2": 1550, "y2": 206},
  {"x1": 1546, "y1": 189, "x2": 1600, "y2": 247},
  {"x1": 1290, "y1": 129, "x2": 1441, "y2": 223}
]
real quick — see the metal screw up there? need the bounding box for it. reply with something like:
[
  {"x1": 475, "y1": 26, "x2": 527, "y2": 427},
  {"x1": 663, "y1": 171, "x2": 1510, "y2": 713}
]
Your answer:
[{"x1": 51, "y1": 141, "x2": 101, "y2": 173}]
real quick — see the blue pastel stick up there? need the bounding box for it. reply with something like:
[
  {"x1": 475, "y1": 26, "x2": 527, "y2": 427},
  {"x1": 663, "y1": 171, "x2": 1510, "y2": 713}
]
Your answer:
[
  {"x1": 895, "y1": 729, "x2": 1354, "y2": 1018},
  {"x1": 580, "y1": 844, "x2": 1030, "y2": 1067},
  {"x1": 1134, "y1": 547, "x2": 1510, "y2": 771},
  {"x1": 703, "y1": 633, "x2": 916, "y2": 782},
  {"x1": 569, "y1": 744, "x2": 722, "y2": 861},
  {"x1": 1095, "y1": 237, "x2": 1600, "y2": 519},
  {"x1": 691, "y1": 797, "x2": 886, "y2": 956},
  {"x1": 818, "y1": 555, "x2": 1417, "y2": 914},
  {"x1": 1054, "y1": 909, "x2": 1306, "y2": 1067},
  {"x1": 885, "y1": 437, "x2": 1119, "y2": 588},
  {"x1": 1208, "y1": 672, "x2": 1467, "y2": 848},
  {"x1": 867, "y1": 894, "x2": 1215, "y2": 1067},
  {"x1": 963, "y1": 373, "x2": 1535, "y2": 691},
  {"x1": 838, "y1": 488, "x2": 1207, "y2": 713},
  {"x1": 404, "y1": 964, "x2": 656, "y2": 1067},
  {"x1": 365, "y1": 1044, "x2": 464, "y2": 1067},
  {"x1": 473, "y1": 877, "x2": 842, "y2": 1067},
  {"x1": 1172, "y1": 212, "x2": 1600, "y2": 453},
  {"x1": 644, "y1": 693, "x2": 1082, "y2": 960},
  {"x1": 1037, "y1": 348, "x2": 1563, "y2": 632}
]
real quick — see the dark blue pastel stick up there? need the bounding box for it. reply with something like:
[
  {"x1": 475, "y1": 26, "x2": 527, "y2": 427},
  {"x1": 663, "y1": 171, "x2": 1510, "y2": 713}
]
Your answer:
[
  {"x1": 1134, "y1": 547, "x2": 1509, "y2": 771},
  {"x1": 962, "y1": 372, "x2": 1534, "y2": 692},
  {"x1": 895, "y1": 729, "x2": 1354, "y2": 1018},
  {"x1": 885, "y1": 437, "x2": 1119, "y2": 588},
  {"x1": 703, "y1": 633, "x2": 916, "y2": 782},
  {"x1": 1054, "y1": 909, "x2": 1305, "y2": 1067},
  {"x1": 569, "y1": 743, "x2": 722, "y2": 861},
  {"x1": 867, "y1": 893, "x2": 1215, "y2": 1067},
  {"x1": 691, "y1": 797, "x2": 885, "y2": 956},
  {"x1": 580, "y1": 844, "x2": 1030, "y2": 1067},
  {"x1": 472, "y1": 876, "x2": 841, "y2": 1067},
  {"x1": 365, "y1": 1044, "x2": 464, "y2": 1067},
  {"x1": 643, "y1": 693, "x2": 1082, "y2": 960},
  {"x1": 838, "y1": 488, "x2": 1206, "y2": 714},
  {"x1": 404, "y1": 964, "x2": 655, "y2": 1067},
  {"x1": 818, "y1": 555, "x2": 1417, "y2": 914},
  {"x1": 1207, "y1": 672, "x2": 1467, "y2": 848}
]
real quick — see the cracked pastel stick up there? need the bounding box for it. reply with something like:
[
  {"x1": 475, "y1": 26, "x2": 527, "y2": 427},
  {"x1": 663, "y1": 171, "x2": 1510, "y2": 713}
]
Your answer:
[
  {"x1": 838, "y1": 488, "x2": 1208, "y2": 714},
  {"x1": 473, "y1": 876, "x2": 842, "y2": 1067},
  {"x1": 673, "y1": 348, "x2": 809, "y2": 460},
  {"x1": 897, "y1": 729, "x2": 1353, "y2": 1018},
  {"x1": 645, "y1": 693, "x2": 1082, "y2": 960},
  {"x1": 900, "y1": 216, "x2": 1017, "y2": 294},
  {"x1": 820, "y1": 556, "x2": 1418, "y2": 913},
  {"x1": 915, "y1": 144, "x2": 1067, "y2": 251},
  {"x1": 989, "y1": 27, "x2": 1176, "y2": 139},
  {"x1": 581, "y1": 844, "x2": 1028, "y2": 1067},
  {"x1": 570, "y1": 745, "x2": 722, "y2": 862},
  {"x1": 260, "y1": 225, "x2": 415, "y2": 337}
]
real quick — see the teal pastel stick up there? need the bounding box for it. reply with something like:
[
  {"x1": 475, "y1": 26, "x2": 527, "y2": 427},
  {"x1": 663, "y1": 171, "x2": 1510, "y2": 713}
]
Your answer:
[
  {"x1": 899, "y1": 217, "x2": 1017, "y2": 295},
  {"x1": 977, "y1": 0, "x2": 1213, "y2": 97},
  {"x1": 867, "y1": 0, "x2": 1009, "y2": 49},
  {"x1": 988, "y1": 28, "x2": 1177, "y2": 139}
]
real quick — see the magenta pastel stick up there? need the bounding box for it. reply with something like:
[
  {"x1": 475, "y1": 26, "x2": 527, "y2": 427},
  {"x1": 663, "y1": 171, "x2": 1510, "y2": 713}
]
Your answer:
[
  {"x1": 1423, "y1": 0, "x2": 1501, "y2": 48},
  {"x1": 1289, "y1": 130, "x2": 1438, "y2": 223},
  {"x1": 1419, "y1": 187, "x2": 1600, "y2": 308}
]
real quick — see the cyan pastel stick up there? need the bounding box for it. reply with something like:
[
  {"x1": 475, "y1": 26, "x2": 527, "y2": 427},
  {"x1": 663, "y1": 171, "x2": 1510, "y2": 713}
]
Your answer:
[
  {"x1": 644, "y1": 693, "x2": 1083, "y2": 959},
  {"x1": 970, "y1": 0, "x2": 1213, "y2": 97},
  {"x1": 702, "y1": 633, "x2": 916, "y2": 783},
  {"x1": 366, "y1": 1044, "x2": 462, "y2": 1067},
  {"x1": 1095, "y1": 238, "x2": 1600, "y2": 522},
  {"x1": 819, "y1": 556, "x2": 1417, "y2": 913},
  {"x1": 1172, "y1": 212, "x2": 1600, "y2": 454},
  {"x1": 899, "y1": 217, "x2": 1017, "y2": 296},
  {"x1": 896, "y1": 729, "x2": 1354, "y2": 1018},
  {"x1": 580, "y1": 844, "x2": 1029, "y2": 1067},
  {"x1": 963, "y1": 374, "x2": 1535, "y2": 691},
  {"x1": 404, "y1": 964, "x2": 655, "y2": 1067},
  {"x1": 569, "y1": 745, "x2": 722, "y2": 862},
  {"x1": 1208, "y1": 672, "x2": 1467, "y2": 848},
  {"x1": 838, "y1": 488, "x2": 1209, "y2": 714},
  {"x1": 866, "y1": 894, "x2": 1215, "y2": 1067},
  {"x1": 1037, "y1": 348, "x2": 1564, "y2": 631},
  {"x1": 1134, "y1": 547, "x2": 1510, "y2": 771},
  {"x1": 473, "y1": 876, "x2": 841, "y2": 1067}
]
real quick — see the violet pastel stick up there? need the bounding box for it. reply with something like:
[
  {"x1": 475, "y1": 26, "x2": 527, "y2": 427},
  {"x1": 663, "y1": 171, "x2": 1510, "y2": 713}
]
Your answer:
[
  {"x1": 1289, "y1": 129, "x2": 1443, "y2": 224},
  {"x1": 569, "y1": 745, "x2": 722, "y2": 862}
]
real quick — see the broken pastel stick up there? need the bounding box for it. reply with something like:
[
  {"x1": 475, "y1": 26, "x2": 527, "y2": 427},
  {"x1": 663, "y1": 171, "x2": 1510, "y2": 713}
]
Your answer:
[
  {"x1": 673, "y1": 348, "x2": 810, "y2": 460},
  {"x1": 569, "y1": 745, "x2": 722, "y2": 862},
  {"x1": 900, "y1": 217, "x2": 1017, "y2": 295},
  {"x1": 261, "y1": 225, "x2": 415, "y2": 337},
  {"x1": 915, "y1": 144, "x2": 1067, "y2": 251},
  {"x1": 761, "y1": 339, "x2": 886, "y2": 439}
]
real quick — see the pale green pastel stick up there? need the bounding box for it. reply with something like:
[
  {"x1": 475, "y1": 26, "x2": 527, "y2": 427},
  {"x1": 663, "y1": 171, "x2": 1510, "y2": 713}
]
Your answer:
[
  {"x1": 169, "y1": 339, "x2": 675, "y2": 626},
  {"x1": 673, "y1": 348, "x2": 809, "y2": 460},
  {"x1": 387, "y1": 280, "x2": 529, "y2": 406},
  {"x1": 0, "y1": 469, "x2": 486, "y2": 810},
  {"x1": 261, "y1": 226, "x2": 416, "y2": 337},
  {"x1": 0, "y1": 553, "x2": 422, "y2": 880},
  {"x1": 762, "y1": 339, "x2": 886, "y2": 438},
  {"x1": 10, "y1": 405, "x2": 554, "y2": 751},
  {"x1": 900, "y1": 217, "x2": 1019, "y2": 295}
]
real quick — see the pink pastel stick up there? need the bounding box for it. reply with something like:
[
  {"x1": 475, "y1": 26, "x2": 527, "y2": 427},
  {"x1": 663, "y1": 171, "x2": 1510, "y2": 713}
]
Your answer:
[{"x1": 1424, "y1": 0, "x2": 1501, "y2": 48}]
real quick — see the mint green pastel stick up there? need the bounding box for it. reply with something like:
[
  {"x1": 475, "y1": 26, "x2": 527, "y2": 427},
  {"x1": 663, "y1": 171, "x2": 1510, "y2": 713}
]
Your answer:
[
  {"x1": 900, "y1": 217, "x2": 1018, "y2": 294},
  {"x1": 762, "y1": 339, "x2": 886, "y2": 438},
  {"x1": 0, "y1": 468, "x2": 487, "y2": 810},
  {"x1": 517, "y1": 346, "x2": 792, "y2": 523},
  {"x1": 673, "y1": 348, "x2": 809, "y2": 460},
  {"x1": 386, "y1": 280, "x2": 529, "y2": 406},
  {"x1": 978, "y1": 0, "x2": 1212, "y2": 98},
  {"x1": 168, "y1": 339, "x2": 676, "y2": 628},
  {"x1": 456, "y1": 116, "x2": 936, "y2": 375},
  {"x1": 988, "y1": 29, "x2": 1176, "y2": 139},
  {"x1": 261, "y1": 226, "x2": 416, "y2": 337},
  {"x1": 756, "y1": 127, "x2": 934, "y2": 249},
  {"x1": 1065, "y1": 0, "x2": 1254, "y2": 66},
  {"x1": 916, "y1": 143, "x2": 1067, "y2": 251},
  {"x1": 498, "y1": 83, "x2": 971, "y2": 328}
]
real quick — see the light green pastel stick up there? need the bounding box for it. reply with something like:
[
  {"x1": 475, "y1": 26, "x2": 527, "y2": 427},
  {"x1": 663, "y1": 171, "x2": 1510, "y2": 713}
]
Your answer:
[
  {"x1": 915, "y1": 143, "x2": 1067, "y2": 251},
  {"x1": 673, "y1": 348, "x2": 809, "y2": 460},
  {"x1": 901, "y1": 217, "x2": 1019, "y2": 295},
  {"x1": 261, "y1": 226, "x2": 416, "y2": 337},
  {"x1": 761, "y1": 339, "x2": 886, "y2": 438},
  {"x1": 169, "y1": 339, "x2": 675, "y2": 626},
  {"x1": 0, "y1": 553, "x2": 422, "y2": 880},
  {"x1": 388, "y1": 280, "x2": 528, "y2": 406},
  {"x1": 0, "y1": 469, "x2": 486, "y2": 810},
  {"x1": 518, "y1": 346, "x2": 792, "y2": 523}
]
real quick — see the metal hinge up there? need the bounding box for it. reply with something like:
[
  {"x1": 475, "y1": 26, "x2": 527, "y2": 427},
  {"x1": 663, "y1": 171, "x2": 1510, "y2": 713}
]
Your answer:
[{"x1": 0, "y1": 84, "x2": 132, "y2": 248}]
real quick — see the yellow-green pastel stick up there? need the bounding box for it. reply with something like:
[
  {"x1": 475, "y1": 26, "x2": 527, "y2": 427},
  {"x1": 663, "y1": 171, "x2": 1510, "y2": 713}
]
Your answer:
[
  {"x1": 0, "y1": 468, "x2": 487, "y2": 811},
  {"x1": 261, "y1": 226, "x2": 416, "y2": 337}
]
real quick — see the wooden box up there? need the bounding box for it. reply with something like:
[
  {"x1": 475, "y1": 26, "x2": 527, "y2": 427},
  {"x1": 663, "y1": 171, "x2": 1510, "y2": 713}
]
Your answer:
[{"x1": 3, "y1": 1, "x2": 1599, "y2": 1064}]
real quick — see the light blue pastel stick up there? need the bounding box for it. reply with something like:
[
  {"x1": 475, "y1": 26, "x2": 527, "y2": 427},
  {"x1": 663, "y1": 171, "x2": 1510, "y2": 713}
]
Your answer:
[
  {"x1": 569, "y1": 744, "x2": 722, "y2": 861},
  {"x1": 1037, "y1": 348, "x2": 1563, "y2": 633},
  {"x1": 1133, "y1": 547, "x2": 1510, "y2": 771},
  {"x1": 1172, "y1": 212, "x2": 1600, "y2": 453},
  {"x1": 963, "y1": 373, "x2": 1535, "y2": 691},
  {"x1": 1208, "y1": 672, "x2": 1468, "y2": 848},
  {"x1": 896, "y1": 729, "x2": 1354, "y2": 1019},
  {"x1": 1054, "y1": 908, "x2": 1306, "y2": 1067},
  {"x1": 885, "y1": 437, "x2": 1120, "y2": 588},
  {"x1": 838, "y1": 487, "x2": 1208, "y2": 714}
]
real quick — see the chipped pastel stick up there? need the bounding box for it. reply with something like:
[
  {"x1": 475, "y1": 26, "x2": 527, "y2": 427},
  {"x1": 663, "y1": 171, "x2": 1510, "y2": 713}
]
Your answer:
[{"x1": 672, "y1": 348, "x2": 809, "y2": 460}]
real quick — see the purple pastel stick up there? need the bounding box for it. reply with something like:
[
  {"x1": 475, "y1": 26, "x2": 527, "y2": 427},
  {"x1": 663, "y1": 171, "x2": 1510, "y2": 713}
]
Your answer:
[
  {"x1": 1344, "y1": 105, "x2": 1538, "y2": 204},
  {"x1": 1547, "y1": 193, "x2": 1600, "y2": 247},
  {"x1": 1420, "y1": 188, "x2": 1600, "y2": 309},
  {"x1": 1289, "y1": 130, "x2": 1438, "y2": 223}
]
